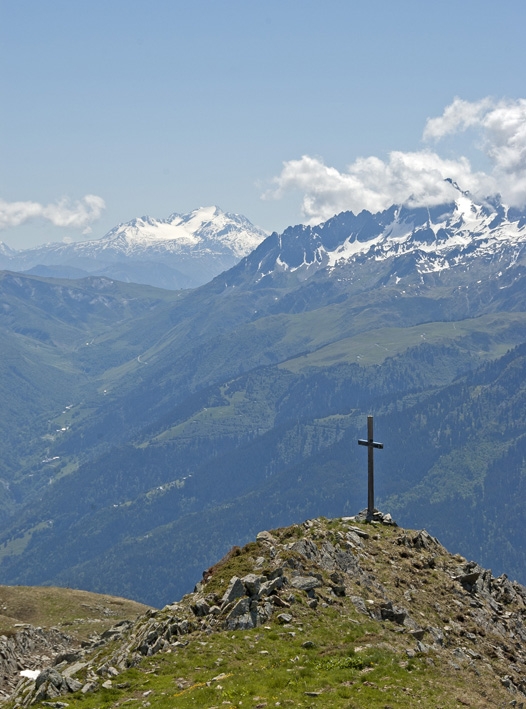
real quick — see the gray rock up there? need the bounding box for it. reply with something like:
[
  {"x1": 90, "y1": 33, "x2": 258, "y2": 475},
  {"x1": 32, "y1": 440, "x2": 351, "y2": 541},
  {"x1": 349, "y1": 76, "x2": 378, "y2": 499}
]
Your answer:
[
  {"x1": 81, "y1": 681, "x2": 98, "y2": 694},
  {"x1": 412, "y1": 530, "x2": 437, "y2": 549},
  {"x1": 290, "y1": 576, "x2": 323, "y2": 592},
  {"x1": 224, "y1": 599, "x2": 252, "y2": 630},
  {"x1": 226, "y1": 597, "x2": 250, "y2": 620},
  {"x1": 242, "y1": 573, "x2": 267, "y2": 597},
  {"x1": 191, "y1": 598, "x2": 210, "y2": 616},
  {"x1": 428, "y1": 627, "x2": 445, "y2": 646},
  {"x1": 277, "y1": 613, "x2": 293, "y2": 624},
  {"x1": 319, "y1": 541, "x2": 338, "y2": 571},
  {"x1": 54, "y1": 650, "x2": 82, "y2": 664},
  {"x1": 346, "y1": 531, "x2": 365, "y2": 547},
  {"x1": 64, "y1": 677, "x2": 82, "y2": 693},
  {"x1": 266, "y1": 567, "x2": 284, "y2": 581},
  {"x1": 380, "y1": 601, "x2": 408, "y2": 625},
  {"x1": 290, "y1": 539, "x2": 318, "y2": 560},
  {"x1": 347, "y1": 526, "x2": 370, "y2": 540},
  {"x1": 62, "y1": 661, "x2": 87, "y2": 678},
  {"x1": 221, "y1": 577, "x2": 246, "y2": 605},
  {"x1": 350, "y1": 596, "x2": 368, "y2": 615},
  {"x1": 270, "y1": 595, "x2": 290, "y2": 608},
  {"x1": 256, "y1": 530, "x2": 275, "y2": 543},
  {"x1": 353, "y1": 509, "x2": 396, "y2": 525},
  {"x1": 36, "y1": 668, "x2": 66, "y2": 691},
  {"x1": 224, "y1": 597, "x2": 271, "y2": 631},
  {"x1": 330, "y1": 584, "x2": 346, "y2": 597},
  {"x1": 259, "y1": 576, "x2": 283, "y2": 597}
]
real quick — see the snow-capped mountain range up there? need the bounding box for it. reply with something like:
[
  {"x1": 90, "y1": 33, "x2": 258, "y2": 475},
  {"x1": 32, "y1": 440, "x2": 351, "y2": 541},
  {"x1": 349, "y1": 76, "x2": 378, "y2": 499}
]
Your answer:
[
  {"x1": 2, "y1": 188, "x2": 526, "y2": 293},
  {"x1": 230, "y1": 186, "x2": 526, "y2": 293},
  {"x1": 0, "y1": 206, "x2": 268, "y2": 289}
]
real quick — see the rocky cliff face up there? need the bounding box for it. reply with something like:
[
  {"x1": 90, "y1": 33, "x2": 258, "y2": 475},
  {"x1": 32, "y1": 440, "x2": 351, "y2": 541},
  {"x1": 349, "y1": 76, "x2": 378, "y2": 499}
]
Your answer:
[{"x1": 8, "y1": 513, "x2": 526, "y2": 707}]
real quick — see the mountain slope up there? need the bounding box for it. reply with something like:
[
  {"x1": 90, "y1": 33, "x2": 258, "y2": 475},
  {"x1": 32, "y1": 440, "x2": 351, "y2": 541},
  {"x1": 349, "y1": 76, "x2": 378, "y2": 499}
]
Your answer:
[
  {"x1": 2, "y1": 311, "x2": 526, "y2": 606},
  {"x1": 230, "y1": 189, "x2": 526, "y2": 291},
  {"x1": 0, "y1": 272, "x2": 181, "y2": 516},
  {"x1": 1, "y1": 194, "x2": 526, "y2": 606}
]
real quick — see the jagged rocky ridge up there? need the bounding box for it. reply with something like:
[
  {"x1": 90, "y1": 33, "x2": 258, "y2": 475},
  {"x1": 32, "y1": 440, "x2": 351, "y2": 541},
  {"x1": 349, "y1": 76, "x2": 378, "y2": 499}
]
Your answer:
[
  {"x1": 228, "y1": 190, "x2": 526, "y2": 293},
  {"x1": 8, "y1": 513, "x2": 526, "y2": 706}
]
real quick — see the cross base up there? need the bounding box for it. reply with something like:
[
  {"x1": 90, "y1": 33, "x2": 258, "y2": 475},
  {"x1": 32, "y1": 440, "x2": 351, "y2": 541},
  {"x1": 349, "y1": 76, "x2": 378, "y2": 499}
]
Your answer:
[{"x1": 351, "y1": 509, "x2": 397, "y2": 526}]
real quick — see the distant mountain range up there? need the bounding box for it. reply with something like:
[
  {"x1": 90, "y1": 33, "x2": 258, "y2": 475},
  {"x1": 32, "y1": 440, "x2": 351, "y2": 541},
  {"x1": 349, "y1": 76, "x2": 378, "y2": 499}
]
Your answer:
[
  {"x1": 1, "y1": 189, "x2": 526, "y2": 606},
  {"x1": 0, "y1": 206, "x2": 267, "y2": 289}
]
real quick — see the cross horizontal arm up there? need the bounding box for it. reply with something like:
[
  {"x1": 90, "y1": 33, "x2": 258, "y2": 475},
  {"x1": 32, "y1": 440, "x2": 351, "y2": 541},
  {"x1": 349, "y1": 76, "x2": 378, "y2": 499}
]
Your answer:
[{"x1": 358, "y1": 439, "x2": 384, "y2": 449}]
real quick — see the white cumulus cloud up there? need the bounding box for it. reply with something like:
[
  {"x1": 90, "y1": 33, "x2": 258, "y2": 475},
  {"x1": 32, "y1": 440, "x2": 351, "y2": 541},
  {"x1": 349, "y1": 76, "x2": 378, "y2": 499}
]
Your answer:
[
  {"x1": 265, "y1": 97, "x2": 526, "y2": 224},
  {"x1": 425, "y1": 97, "x2": 526, "y2": 208},
  {"x1": 0, "y1": 194, "x2": 106, "y2": 231},
  {"x1": 422, "y1": 97, "x2": 494, "y2": 140}
]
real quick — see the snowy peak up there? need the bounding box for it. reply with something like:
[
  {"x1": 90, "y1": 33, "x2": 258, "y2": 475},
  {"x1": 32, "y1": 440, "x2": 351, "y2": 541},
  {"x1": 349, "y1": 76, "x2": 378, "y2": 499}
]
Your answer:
[
  {"x1": 0, "y1": 241, "x2": 16, "y2": 257},
  {"x1": 101, "y1": 206, "x2": 267, "y2": 258}
]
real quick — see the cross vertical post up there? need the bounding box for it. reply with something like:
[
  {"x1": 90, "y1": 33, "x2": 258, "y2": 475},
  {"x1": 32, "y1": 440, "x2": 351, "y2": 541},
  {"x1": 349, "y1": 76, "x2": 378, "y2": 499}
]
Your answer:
[{"x1": 358, "y1": 415, "x2": 383, "y2": 516}]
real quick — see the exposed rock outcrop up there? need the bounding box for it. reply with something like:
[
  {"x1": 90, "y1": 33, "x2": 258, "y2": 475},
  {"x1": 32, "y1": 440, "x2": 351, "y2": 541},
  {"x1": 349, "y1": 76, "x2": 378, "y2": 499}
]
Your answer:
[{"x1": 0, "y1": 626, "x2": 79, "y2": 700}]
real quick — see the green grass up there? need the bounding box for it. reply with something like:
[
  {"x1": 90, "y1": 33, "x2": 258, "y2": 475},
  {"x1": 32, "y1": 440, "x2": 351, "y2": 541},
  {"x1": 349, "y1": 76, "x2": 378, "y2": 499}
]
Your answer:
[
  {"x1": 279, "y1": 311, "x2": 526, "y2": 371},
  {"x1": 0, "y1": 585, "x2": 149, "y2": 641},
  {"x1": 0, "y1": 522, "x2": 50, "y2": 562},
  {"x1": 43, "y1": 608, "x2": 494, "y2": 708}
]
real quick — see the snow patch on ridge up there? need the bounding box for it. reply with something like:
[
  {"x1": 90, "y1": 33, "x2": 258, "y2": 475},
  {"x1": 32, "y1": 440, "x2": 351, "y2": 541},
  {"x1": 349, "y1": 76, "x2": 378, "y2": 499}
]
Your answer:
[{"x1": 327, "y1": 234, "x2": 383, "y2": 267}]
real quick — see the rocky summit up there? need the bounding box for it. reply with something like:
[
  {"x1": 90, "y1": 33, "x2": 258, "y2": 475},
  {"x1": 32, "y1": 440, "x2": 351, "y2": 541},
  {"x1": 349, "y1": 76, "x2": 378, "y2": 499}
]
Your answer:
[{"x1": 6, "y1": 514, "x2": 526, "y2": 707}]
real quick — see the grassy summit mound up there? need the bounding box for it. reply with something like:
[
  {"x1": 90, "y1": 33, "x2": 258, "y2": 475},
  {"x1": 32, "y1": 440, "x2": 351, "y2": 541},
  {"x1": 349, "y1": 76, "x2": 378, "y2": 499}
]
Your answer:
[{"x1": 10, "y1": 514, "x2": 526, "y2": 707}]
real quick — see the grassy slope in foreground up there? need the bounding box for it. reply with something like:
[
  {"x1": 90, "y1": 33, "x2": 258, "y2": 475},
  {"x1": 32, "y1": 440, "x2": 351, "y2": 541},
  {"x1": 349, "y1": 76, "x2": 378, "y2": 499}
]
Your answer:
[{"x1": 13, "y1": 515, "x2": 526, "y2": 708}]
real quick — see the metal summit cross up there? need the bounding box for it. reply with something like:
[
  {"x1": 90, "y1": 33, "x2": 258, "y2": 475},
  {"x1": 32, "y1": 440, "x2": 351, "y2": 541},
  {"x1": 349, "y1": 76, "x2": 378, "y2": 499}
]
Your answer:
[{"x1": 358, "y1": 415, "x2": 383, "y2": 516}]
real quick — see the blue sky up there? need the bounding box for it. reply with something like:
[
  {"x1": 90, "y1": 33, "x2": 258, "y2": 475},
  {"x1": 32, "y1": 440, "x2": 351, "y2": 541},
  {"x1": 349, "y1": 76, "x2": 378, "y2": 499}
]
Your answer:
[{"x1": 1, "y1": 0, "x2": 526, "y2": 248}]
